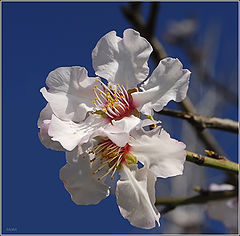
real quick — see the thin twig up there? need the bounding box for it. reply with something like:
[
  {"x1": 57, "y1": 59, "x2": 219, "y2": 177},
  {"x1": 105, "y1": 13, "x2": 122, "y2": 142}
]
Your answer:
[
  {"x1": 186, "y1": 150, "x2": 239, "y2": 174},
  {"x1": 158, "y1": 108, "x2": 239, "y2": 133},
  {"x1": 122, "y1": 3, "x2": 224, "y2": 154},
  {"x1": 156, "y1": 189, "x2": 237, "y2": 214},
  {"x1": 146, "y1": 2, "x2": 160, "y2": 37}
]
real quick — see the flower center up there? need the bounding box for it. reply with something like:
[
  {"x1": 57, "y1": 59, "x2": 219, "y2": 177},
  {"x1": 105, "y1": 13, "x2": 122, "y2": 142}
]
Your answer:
[
  {"x1": 92, "y1": 79, "x2": 137, "y2": 121},
  {"x1": 89, "y1": 139, "x2": 137, "y2": 181}
]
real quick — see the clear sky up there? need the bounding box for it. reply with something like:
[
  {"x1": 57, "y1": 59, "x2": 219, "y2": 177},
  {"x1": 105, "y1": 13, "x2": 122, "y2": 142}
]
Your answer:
[{"x1": 2, "y1": 1, "x2": 238, "y2": 234}]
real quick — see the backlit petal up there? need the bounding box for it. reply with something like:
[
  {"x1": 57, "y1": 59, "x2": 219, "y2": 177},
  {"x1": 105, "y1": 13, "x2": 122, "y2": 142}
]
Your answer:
[
  {"x1": 116, "y1": 164, "x2": 160, "y2": 229},
  {"x1": 131, "y1": 57, "x2": 190, "y2": 115},
  {"x1": 38, "y1": 104, "x2": 64, "y2": 151},
  {"x1": 92, "y1": 29, "x2": 152, "y2": 89},
  {"x1": 60, "y1": 148, "x2": 110, "y2": 205},
  {"x1": 48, "y1": 114, "x2": 107, "y2": 151},
  {"x1": 41, "y1": 66, "x2": 97, "y2": 122},
  {"x1": 130, "y1": 124, "x2": 186, "y2": 178}
]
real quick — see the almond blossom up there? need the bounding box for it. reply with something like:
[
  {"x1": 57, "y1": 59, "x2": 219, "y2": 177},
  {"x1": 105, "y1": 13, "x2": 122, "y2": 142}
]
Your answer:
[
  {"x1": 38, "y1": 28, "x2": 190, "y2": 152},
  {"x1": 59, "y1": 120, "x2": 186, "y2": 229}
]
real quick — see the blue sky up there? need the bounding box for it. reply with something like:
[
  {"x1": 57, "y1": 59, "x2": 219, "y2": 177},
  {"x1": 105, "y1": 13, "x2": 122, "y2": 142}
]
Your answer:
[{"x1": 2, "y1": 1, "x2": 238, "y2": 234}]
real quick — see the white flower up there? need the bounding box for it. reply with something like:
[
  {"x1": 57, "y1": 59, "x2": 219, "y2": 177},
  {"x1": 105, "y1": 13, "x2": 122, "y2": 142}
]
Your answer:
[
  {"x1": 38, "y1": 28, "x2": 190, "y2": 152},
  {"x1": 59, "y1": 120, "x2": 186, "y2": 229},
  {"x1": 207, "y1": 183, "x2": 238, "y2": 229}
]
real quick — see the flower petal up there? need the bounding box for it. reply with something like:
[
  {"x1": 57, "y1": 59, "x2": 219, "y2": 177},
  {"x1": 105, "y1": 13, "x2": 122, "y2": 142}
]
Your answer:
[
  {"x1": 48, "y1": 114, "x2": 107, "y2": 151},
  {"x1": 89, "y1": 115, "x2": 141, "y2": 147},
  {"x1": 37, "y1": 104, "x2": 52, "y2": 128},
  {"x1": 38, "y1": 104, "x2": 64, "y2": 151},
  {"x1": 131, "y1": 57, "x2": 190, "y2": 115},
  {"x1": 116, "y1": 164, "x2": 160, "y2": 229},
  {"x1": 38, "y1": 120, "x2": 65, "y2": 151},
  {"x1": 60, "y1": 148, "x2": 110, "y2": 205},
  {"x1": 92, "y1": 29, "x2": 153, "y2": 89},
  {"x1": 111, "y1": 115, "x2": 141, "y2": 134},
  {"x1": 41, "y1": 66, "x2": 97, "y2": 122},
  {"x1": 130, "y1": 124, "x2": 186, "y2": 178}
]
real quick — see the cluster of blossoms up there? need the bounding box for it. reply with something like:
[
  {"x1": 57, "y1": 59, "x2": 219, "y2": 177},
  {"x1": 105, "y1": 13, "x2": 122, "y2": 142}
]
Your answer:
[{"x1": 38, "y1": 29, "x2": 191, "y2": 229}]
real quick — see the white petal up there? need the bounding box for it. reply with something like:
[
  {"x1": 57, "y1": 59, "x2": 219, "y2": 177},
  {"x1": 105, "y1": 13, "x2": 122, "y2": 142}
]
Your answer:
[
  {"x1": 130, "y1": 124, "x2": 186, "y2": 178},
  {"x1": 89, "y1": 126, "x2": 129, "y2": 148},
  {"x1": 37, "y1": 104, "x2": 53, "y2": 128},
  {"x1": 60, "y1": 149, "x2": 110, "y2": 205},
  {"x1": 48, "y1": 114, "x2": 107, "y2": 151},
  {"x1": 92, "y1": 29, "x2": 153, "y2": 89},
  {"x1": 111, "y1": 115, "x2": 141, "y2": 134},
  {"x1": 38, "y1": 120, "x2": 65, "y2": 151},
  {"x1": 116, "y1": 164, "x2": 160, "y2": 229},
  {"x1": 109, "y1": 115, "x2": 141, "y2": 146},
  {"x1": 131, "y1": 57, "x2": 190, "y2": 115},
  {"x1": 89, "y1": 115, "x2": 141, "y2": 147},
  {"x1": 41, "y1": 66, "x2": 97, "y2": 122},
  {"x1": 37, "y1": 104, "x2": 65, "y2": 151}
]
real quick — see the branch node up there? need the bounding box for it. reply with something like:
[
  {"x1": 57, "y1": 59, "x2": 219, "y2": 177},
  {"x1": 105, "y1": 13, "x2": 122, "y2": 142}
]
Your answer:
[{"x1": 205, "y1": 150, "x2": 227, "y2": 160}]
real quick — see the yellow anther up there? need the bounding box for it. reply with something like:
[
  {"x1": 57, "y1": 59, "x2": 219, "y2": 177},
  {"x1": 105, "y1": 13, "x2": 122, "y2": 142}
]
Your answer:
[
  {"x1": 98, "y1": 91, "x2": 102, "y2": 95},
  {"x1": 124, "y1": 153, "x2": 137, "y2": 165},
  {"x1": 94, "y1": 85, "x2": 98, "y2": 88},
  {"x1": 96, "y1": 78, "x2": 99, "y2": 82},
  {"x1": 117, "y1": 83, "x2": 120, "y2": 86},
  {"x1": 118, "y1": 90, "x2": 121, "y2": 93},
  {"x1": 92, "y1": 88, "x2": 95, "y2": 91},
  {"x1": 102, "y1": 108, "x2": 107, "y2": 113},
  {"x1": 92, "y1": 100, "x2": 95, "y2": 104},
  {"x1": 109, "y1": 85, "x2": 113, "y2": 89}
]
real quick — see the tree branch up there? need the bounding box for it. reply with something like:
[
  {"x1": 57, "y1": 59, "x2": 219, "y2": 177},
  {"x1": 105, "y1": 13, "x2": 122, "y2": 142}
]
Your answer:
[
  {"x1": 146, "y1": 2, "x2": 160, "y2": 37},
  {"x1": 157, "y1": 108, "x2": 239, "y2": 133},
  {"x1": 155, "y1": 189, "x2": 237, "y2": 214},
  {"x1": 186, "y1": 150, "x2": 239, "y2": 174}
]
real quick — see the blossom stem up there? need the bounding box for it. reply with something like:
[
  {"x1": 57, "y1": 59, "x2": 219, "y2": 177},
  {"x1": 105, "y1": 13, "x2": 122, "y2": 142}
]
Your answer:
[
  {"x1": 155, "y1": 189, "x2": 237, "y2": 214},
  {"x1": 186, "y1": 150, "x2": 239, "y2": 174}
]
